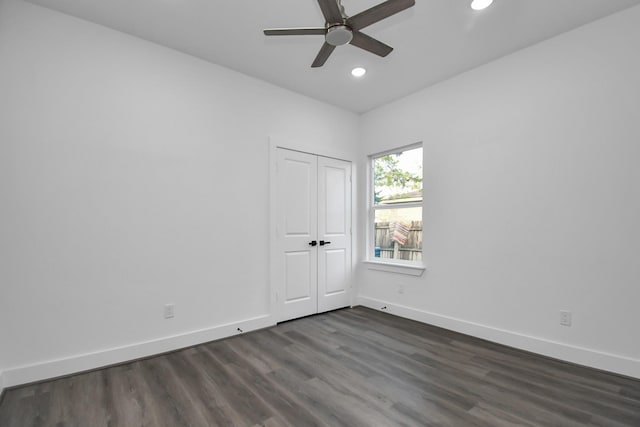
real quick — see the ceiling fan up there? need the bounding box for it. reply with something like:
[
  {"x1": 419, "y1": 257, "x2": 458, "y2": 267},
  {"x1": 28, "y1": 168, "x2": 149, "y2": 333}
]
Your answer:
[{"x1": 263, "y1": 0, "x2": 415, "y2": 68}]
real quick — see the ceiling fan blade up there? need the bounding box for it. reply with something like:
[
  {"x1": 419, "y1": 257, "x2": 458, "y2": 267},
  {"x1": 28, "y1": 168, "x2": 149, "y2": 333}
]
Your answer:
[
  {"x1": 311, "y1": 42, "x2": 336, "y2": 68},
  {"x1": 264, "y1": 27, "x2": 326, "y2": 36},
  {"x1": 347, "y1": 0, "x2": 415, "y2": 31},
  {"x1": 350, "y1": 31, "x2": 393, "y2": 57},
  {"x1": 317, "y1": 0, "x2": 344, "y2": 24}
]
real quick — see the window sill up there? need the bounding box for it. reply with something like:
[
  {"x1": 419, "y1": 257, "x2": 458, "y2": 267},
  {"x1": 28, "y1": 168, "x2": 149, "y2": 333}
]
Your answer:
[{"x1": 363, "y1": 260, "x2": 426, "y2": 277}]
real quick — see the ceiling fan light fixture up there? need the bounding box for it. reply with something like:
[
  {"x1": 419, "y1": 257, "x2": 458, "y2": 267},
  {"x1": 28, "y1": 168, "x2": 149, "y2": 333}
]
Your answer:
[
  {"x1": 351, "y1": 67, "x2": 366, "y2": 78},
  {"x1": 326, "y1": 25, "x2": 353, "y2": 46},
  {"x1": 471, "y1": 0, "x2": 494, "y2": 11}
]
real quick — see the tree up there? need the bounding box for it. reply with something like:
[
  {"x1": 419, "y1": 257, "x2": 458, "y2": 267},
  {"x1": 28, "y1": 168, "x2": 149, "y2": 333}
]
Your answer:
[{"x1": 373, "y1": 154, "x2": 422, "y2": 203}]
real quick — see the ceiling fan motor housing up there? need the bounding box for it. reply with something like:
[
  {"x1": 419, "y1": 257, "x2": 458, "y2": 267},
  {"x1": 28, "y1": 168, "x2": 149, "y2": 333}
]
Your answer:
[{"x1": 326, "y1": 25, "x2": 353, "y2": 46}]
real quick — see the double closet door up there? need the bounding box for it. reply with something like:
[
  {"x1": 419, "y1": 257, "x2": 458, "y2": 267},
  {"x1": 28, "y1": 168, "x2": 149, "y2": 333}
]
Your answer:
[{"x1": 275, "y1": 148, "x2": 352, "y2": 322}]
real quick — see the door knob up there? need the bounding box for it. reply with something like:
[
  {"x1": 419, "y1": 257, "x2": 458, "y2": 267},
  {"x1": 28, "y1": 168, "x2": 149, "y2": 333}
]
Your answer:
[
  {"x1": 319, "y1": 240, "x2": 331, "y2": 246},
  {"x1": 308, "y1": 240, "x2": 317, "y2": 246}
]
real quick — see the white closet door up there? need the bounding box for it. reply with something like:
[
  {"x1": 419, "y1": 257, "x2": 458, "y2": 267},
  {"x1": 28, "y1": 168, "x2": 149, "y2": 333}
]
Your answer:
[
  {"x1": 275, "y1": 149, "x2": 318, "y2": 322},
  {"x1": 275, "y1": 148, "x2": 352, "y2": 322},
  {"x1": 317, "y1": 156, "x2": 352, "y2": 313}
]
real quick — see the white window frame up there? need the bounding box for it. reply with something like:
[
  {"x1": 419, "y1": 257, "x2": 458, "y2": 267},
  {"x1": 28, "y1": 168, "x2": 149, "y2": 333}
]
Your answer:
[{"x1": 365, "y1": 142, "x2": 425, "y2": 275}]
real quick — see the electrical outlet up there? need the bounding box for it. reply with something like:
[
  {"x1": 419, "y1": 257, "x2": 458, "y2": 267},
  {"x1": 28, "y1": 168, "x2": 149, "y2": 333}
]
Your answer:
[
  {"x1": 164, "y1": 303, "x2": 175, "y2": 319},
  {"x1": 560, "y1": 310, "x2": 572, "y2": 327},
  {"x1": 398, "y1": 285, "x2": 405, "y2": 294}
]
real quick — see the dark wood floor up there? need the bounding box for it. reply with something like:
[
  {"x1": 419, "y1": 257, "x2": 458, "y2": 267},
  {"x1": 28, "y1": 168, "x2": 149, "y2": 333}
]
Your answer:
[{"x1": 1, "y1": 307, "x2": 639, "y2": 426}]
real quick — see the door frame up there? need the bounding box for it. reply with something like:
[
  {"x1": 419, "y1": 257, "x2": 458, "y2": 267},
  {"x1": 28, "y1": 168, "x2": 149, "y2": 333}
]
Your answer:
[{"x1": 268, "y1": 137, "x2": 356, "y2": 323}]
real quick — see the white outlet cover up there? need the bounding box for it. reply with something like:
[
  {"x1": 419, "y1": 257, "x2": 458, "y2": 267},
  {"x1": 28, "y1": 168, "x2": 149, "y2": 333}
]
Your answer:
[
  {"x1": 560, "y1": 310, "x2": 572, "y2": 326},
  {"x1": 164, "y1": 304, "x2": 175, "y2": 319}
]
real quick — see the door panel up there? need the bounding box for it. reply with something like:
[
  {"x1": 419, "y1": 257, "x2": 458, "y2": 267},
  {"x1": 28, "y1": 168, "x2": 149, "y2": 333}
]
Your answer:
[
  {"x1": 276, "y1": 149, "x2": 318, "y2": 322},
  {"x1": 285, "y1": 252, "x2": 312, "y2": 301},
  {"x1": 323, "y1": 249, "x2": 347, "y2": 295},
  {"x1": 323, "y1": 166, "x2": 347, "y2": 234},
  {"x1": 283, "y1": 160, "x2": 313, "y2": 234},
  {"x1": 317, "y1": 157, "x2": 352, "y2": 313}
]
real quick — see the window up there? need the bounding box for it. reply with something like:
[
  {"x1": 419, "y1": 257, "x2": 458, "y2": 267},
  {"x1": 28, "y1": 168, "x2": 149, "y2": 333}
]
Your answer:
[{"x1": 370, "y1": 144, "x2": 423, "y2": 263}]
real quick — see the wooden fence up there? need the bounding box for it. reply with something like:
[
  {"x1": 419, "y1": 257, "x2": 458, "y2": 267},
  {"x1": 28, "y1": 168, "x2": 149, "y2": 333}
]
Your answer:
[{"x1": 374, "y1": 221, "x2": 422, "y2": 261}]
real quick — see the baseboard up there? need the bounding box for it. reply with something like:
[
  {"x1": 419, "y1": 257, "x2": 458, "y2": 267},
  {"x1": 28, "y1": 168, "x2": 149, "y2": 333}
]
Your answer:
[
  {"x1": 357, "y1": 296, "x2": 640, "y2": 379},
  {"x1": 0, "y1": 370, "x2": 6, "y2": 404},
  {"x1": 2, "y1": 314, "x2": 275, "y2": 389}
]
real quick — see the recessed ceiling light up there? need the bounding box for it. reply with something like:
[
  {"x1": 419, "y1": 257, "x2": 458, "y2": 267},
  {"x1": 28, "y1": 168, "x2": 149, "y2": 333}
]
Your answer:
[
  {"x1": 351, "y1": 67, "x2": 366, "y2": 78},
  {"x1": 471, "y1": 0, "x2": 493, "y2": 11}
]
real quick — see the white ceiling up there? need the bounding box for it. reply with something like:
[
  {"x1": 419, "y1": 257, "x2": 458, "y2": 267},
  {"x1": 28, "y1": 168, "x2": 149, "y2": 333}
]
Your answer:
[{"x1": 26, "y1": 0, "x2": 640, "y2": 113}]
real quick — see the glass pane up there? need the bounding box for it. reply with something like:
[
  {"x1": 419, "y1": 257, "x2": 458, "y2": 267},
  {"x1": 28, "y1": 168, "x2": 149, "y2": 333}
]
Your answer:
[
  {"x1": 373, "y1": 146, "x2": 422, "y2": 206},
  {"x1": 374, "y1": 207, "x2": 422, "y2": 261}
]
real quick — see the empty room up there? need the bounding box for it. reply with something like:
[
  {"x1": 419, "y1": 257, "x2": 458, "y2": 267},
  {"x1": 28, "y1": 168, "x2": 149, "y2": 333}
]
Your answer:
[{"x1": 1, "y1": 0, "x2": 639, "y2": 425}]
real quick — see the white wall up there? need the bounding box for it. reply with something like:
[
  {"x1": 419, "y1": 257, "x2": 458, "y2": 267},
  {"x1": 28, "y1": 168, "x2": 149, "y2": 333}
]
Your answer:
[
  {"x1": 0, "y1": 0, "x2": 358, "y2": 386},
  {"x1": 358, "y1": 5, "x2": 640, "y2": 378}
]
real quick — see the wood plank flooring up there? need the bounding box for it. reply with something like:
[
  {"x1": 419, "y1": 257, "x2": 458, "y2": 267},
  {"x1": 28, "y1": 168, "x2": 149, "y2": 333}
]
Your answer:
[{"x1": 1, "y1": 307, "x2": 639, "y2": 426}]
